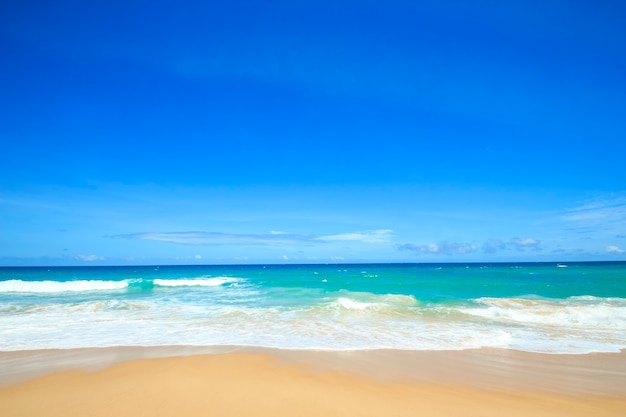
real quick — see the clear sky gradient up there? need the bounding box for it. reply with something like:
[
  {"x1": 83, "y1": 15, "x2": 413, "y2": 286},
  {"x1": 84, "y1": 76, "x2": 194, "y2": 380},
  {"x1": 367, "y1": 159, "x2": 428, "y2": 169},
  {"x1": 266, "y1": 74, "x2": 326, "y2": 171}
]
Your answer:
[{"x1": 1, "y1": 1, "x2": 625, "y2": 265}]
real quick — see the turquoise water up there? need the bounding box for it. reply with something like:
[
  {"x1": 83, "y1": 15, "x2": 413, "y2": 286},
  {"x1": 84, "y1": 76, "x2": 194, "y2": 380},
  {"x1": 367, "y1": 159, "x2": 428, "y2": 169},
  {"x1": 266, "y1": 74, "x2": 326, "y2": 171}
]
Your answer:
[{"x1": 1, "y1": 262, "x2": 625, "y2": 353}]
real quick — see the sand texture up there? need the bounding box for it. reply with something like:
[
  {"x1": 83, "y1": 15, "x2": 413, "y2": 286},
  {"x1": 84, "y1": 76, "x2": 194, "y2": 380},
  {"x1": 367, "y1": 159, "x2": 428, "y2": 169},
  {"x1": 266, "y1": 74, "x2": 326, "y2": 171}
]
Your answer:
[{"x1": 1, "y1": 349, "x2": 625, "y2": 417}]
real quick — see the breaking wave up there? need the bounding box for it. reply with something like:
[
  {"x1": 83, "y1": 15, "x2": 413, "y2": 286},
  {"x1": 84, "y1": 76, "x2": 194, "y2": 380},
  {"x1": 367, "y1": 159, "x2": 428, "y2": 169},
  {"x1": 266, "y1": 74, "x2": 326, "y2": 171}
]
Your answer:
[
  {"x1": 460, "y1": 296, "x2": 626, "y2": 329},
  {"x1": 0, "y1": 279, "x2": 129, "y2": 294}
]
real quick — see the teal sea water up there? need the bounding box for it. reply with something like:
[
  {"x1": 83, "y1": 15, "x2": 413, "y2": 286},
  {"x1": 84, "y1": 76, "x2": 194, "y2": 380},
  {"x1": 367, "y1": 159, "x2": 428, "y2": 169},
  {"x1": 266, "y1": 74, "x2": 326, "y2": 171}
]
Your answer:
[{"x1": 1, "y1": 262, "x2": 625, "y2": 354}]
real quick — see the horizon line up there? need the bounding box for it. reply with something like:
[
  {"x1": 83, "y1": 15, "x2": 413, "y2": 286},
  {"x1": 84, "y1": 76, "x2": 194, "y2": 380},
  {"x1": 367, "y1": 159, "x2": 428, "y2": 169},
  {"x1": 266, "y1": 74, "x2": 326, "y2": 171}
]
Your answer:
[{"x1": 1, "y1": 260, "x2": 624, "y2": 268}]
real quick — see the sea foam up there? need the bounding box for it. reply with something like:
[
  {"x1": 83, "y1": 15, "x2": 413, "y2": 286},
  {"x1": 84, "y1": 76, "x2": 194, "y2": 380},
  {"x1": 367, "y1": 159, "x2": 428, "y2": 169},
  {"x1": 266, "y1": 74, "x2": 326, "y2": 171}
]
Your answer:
[
  {"x1": 461, "y1": 296, "x2": 626, "y2": 328},
  {"x1": 0, "y1": 279, "x2": 129, "y2": 293},
  {"x1": 1, "y1": 263, "x2": 625, "y2": 354}
]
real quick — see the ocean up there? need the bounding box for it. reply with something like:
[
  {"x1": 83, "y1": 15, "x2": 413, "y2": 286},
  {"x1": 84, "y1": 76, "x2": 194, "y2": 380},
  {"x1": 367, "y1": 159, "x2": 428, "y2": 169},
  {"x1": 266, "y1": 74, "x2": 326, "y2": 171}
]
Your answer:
[{"x1": 1, "y1": 262, "x2": 625, "y2": 354}]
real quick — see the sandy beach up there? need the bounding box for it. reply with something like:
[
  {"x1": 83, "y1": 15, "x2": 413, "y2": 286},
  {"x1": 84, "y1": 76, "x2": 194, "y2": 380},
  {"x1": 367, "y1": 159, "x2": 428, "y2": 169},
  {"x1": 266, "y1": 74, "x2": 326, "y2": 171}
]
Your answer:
[{"x1": 1, "y1": 347, "x2": 625, "y2": 417}]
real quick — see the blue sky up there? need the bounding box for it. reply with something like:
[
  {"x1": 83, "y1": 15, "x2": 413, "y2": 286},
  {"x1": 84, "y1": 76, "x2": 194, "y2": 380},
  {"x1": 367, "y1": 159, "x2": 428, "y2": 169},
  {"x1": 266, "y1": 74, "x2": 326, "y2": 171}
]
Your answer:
[{"x1": 1, "y1": 0, "x2": 625, "y2": 265}]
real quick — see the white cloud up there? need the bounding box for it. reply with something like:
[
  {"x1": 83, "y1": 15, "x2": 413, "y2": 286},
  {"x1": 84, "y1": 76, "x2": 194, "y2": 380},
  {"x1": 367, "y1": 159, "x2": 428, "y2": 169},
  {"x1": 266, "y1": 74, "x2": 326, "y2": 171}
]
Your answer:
[
  {"x1": 401, "y1": 236, "x2": 541, "y2": 256},
  {"x1": 482, "y1": 239, "x2": 507, "y2": 253},
  {"x1": 113, "y1": 229, "x2": 395, "y2": 246},
  {"x1": 194, "y1": 254, "x2": 202, "y2": 259},
  {"x1": 319, "y1": 229, "x2": 393, "y2": 243},
  {"x1": 509, "y1": 237, "x2": 540, "y2": 248},
  {"x1": 421, "y1": 244, "x2": 438, "y2": 253},
  {"x1": 482, "y1": 237, "x2": 540, "y2": 253},
  {"x1": 75, "y1": 254, "x2": 104, "y2": 262},
  {"x1": 112, "y1": 231, "x2": 317, "y2": 245},
  {"x1": 510, "y1": 237, "x2": 537, "y2": 246},
  {"x1": 606, "y1": 245, "x2": 625, "y2": 253},
  {"x1": 398, "y1": 241, "x2": 478, "y2": 255}
]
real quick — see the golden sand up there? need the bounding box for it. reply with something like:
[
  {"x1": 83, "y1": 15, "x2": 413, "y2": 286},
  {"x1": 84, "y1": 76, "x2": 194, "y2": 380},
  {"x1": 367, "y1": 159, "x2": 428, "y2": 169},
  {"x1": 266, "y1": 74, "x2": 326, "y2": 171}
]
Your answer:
[{"x1": 1, "y1": 351, "x2": 625, "y2": 417}]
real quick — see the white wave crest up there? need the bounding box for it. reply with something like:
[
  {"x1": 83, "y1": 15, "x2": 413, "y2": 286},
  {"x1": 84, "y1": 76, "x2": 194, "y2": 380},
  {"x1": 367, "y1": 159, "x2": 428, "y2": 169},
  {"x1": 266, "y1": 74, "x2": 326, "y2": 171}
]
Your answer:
[
  {"x1": 330, "y1": 293, "x2": 418, "y2": 313},
  {"x1": 336, "y1": 297, "x2": 371, "y2": 310},
  {"x1": 461, "y1": 297, "x2": 626, "y2": 328},
  {"x1": 0, "y1": 279, "x2": 129, "y2": 293},
  {"x1": 153, "y1": 277, "x2": 243, "y2": 287}
]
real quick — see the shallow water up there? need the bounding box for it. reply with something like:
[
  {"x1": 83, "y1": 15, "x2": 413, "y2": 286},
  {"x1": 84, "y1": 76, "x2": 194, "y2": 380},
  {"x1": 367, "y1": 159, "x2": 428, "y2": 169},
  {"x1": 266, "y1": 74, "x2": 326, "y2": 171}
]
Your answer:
[{"x1": 1, "y1": 262, "x2": 625, "y2": 353}]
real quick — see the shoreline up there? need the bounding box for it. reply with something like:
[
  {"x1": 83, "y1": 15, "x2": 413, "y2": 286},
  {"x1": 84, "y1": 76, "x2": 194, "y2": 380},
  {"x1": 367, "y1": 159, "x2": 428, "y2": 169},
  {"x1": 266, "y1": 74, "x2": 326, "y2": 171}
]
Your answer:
[{"x1": 2, "y1": 346, "x2": 625, "y2": 396}]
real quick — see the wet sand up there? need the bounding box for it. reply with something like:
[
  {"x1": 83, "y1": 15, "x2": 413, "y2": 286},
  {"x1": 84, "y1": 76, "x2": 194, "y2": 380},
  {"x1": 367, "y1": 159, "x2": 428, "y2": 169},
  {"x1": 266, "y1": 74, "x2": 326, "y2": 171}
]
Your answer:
[{"x1": 1, "y1": 347, "x2": 625, "y2": 417}]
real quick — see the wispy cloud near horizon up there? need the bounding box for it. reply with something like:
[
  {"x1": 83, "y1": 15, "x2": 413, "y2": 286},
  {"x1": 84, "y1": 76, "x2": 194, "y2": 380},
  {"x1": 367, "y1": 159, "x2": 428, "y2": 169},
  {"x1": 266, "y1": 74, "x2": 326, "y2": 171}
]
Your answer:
[
  {"x1": 315, "y1": 229, "x2": 393, "y2": 243},
  {"x1": 398, "y1": 236, "x2": 541, "y2": 256},
  {"x1": 483, "y1": 237, "x2": 541, "y2": 253},
  {"x1": 74, "y1": 254, "x2": 105, "y2": 262},
  {"x1": 606, "y1": 245, "x2": 625, "y2": 254},
  {"x1": 111, "y1": 231, "x2": 317, "y2": 246},
  {"x1": 397, "y1": 241, "x2": 479, "y2": 255},
  {"x1": 111, "y1": 229, "x2": 394, "y2": 246}
]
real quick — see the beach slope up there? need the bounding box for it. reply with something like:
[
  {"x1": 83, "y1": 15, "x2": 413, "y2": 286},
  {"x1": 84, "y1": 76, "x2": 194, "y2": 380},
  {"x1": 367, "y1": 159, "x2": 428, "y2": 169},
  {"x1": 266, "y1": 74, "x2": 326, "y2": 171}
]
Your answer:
[{"x1": 2, "y1": 351, "x2": 625, "y2": 417}]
